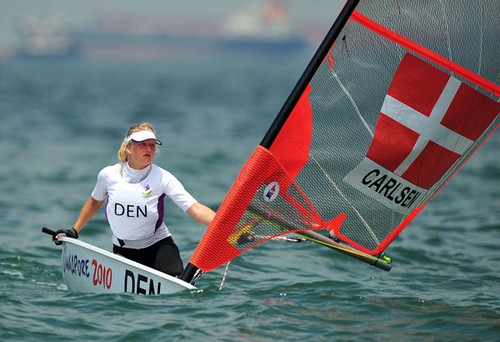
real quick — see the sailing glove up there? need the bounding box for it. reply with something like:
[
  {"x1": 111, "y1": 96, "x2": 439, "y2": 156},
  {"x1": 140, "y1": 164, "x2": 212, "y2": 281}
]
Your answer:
[{"x1": 53, "y1": 227, "x2": 79, "y2": 245}]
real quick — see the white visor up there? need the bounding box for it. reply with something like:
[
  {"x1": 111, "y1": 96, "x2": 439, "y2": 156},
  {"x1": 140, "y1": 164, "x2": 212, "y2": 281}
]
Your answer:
[{"x1": 126, "y1": 130, "x2": 162, "y2": 145}]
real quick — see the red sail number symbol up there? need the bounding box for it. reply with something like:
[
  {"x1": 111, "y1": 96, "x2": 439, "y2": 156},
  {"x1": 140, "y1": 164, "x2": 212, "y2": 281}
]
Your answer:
[{"x1": 367, "y1": 54, "x2": 499, "y2": 189}]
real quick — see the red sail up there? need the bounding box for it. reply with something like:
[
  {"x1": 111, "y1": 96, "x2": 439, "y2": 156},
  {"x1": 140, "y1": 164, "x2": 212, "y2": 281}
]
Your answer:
[{"x1": 189, "y1": 0, "x2": 499, "y2": 272}]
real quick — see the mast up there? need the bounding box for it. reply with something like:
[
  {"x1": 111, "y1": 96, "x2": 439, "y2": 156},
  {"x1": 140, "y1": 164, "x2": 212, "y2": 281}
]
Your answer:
[
  {"x1": 180, "y1": 263, "x2": 199, "y2": 284},
  {"x1": 180, "y1": 0, "x2": 361, "y2": 285}
]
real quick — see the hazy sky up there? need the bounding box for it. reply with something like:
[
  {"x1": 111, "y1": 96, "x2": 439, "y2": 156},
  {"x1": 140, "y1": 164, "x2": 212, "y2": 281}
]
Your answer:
[{"x1": 0, "y1": 0, "x2": 344, "y2": 48}]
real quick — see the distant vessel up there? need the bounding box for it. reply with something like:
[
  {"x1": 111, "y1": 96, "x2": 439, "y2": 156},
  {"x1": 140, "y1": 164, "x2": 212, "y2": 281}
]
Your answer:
[
  {"x1": 14, "y1": 15, "x2": 79, "y2": 59},
  {"x1": 217, "y1": 2, "x2": 308, "y2": 54},
  {"x1": 16, "y1": 2, "x2": 311, "y2": 60}
]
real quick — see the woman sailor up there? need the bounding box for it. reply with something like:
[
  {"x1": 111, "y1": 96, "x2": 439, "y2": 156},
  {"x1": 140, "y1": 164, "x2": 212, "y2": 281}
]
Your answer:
[{"x1": 54, "y1": 122, "x2": 216, "y2": 277}]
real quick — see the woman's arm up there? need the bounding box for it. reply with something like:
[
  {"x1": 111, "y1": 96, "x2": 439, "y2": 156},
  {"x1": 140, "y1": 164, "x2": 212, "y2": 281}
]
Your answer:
[
  {"x1": 186, "y1": 202, "x2": 216, "y2": 226},
  {"x1": 73, "y1": 196, "x2": 105, "y2": 233}
]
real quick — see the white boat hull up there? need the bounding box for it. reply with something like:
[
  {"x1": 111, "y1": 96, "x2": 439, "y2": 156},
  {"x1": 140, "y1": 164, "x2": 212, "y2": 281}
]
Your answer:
[{"x1": 59, "y1": 237, "x2": 196, "y2": 295}]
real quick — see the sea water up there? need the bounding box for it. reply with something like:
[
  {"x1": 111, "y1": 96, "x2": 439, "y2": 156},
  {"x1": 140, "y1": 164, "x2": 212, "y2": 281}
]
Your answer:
[{"x1": 0, "y1": 56, "x2": 498, "y2": 341}]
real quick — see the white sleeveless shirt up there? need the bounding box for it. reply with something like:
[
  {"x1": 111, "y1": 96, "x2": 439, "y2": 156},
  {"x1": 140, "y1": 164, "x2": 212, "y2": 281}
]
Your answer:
[{"x1": 91, "y1": 162, "x2": 197, "y2": 248}]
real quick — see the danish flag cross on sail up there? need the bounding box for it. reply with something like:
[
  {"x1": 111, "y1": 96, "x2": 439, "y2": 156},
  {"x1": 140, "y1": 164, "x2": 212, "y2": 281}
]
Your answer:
[{"x1": 345, "y1": 54, "x2": 499, "y2": 214}]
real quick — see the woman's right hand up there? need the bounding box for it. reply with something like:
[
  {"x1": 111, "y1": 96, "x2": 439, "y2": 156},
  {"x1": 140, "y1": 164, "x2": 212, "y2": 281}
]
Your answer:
[{"x1": 53, "y1": 227, "x2": 79, "y2": 245}]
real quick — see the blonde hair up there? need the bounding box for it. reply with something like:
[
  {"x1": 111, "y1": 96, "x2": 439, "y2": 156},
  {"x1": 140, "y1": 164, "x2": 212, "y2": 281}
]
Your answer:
[{"x1": 117, "y1": 122, "x2": 158, "y2": 163}]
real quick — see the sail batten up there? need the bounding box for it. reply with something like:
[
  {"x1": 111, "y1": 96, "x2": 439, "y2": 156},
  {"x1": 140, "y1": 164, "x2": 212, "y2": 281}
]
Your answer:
[{"x1": 182, "y1": 0, "x2": 499, "y2": 283}]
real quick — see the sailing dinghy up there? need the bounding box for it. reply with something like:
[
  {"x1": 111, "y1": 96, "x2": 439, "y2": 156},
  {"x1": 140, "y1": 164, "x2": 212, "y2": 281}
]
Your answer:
[
  {"x1": 44, "y1": 0, "x2": 498, "y2": 295},
  {"x1": 42, "y1": 228, "x2": 196, "y2": 295}
]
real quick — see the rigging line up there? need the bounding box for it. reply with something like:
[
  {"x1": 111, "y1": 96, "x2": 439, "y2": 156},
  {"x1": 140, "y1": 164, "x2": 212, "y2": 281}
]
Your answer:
[
  {"x1": 331, "y1": 70, "x2": 374, "y2": 137},
  {"x1": 309, "y1": 154, "x2": 381, "y2": 245},
  {"x1": 272, "y1": 236, "x2": 305, "y2": 242},
  {"x1": 192, "y1": 269, "x2": 206, "y2": 285},
  {"x1": 477, "y1": 1, "x2": 484, "y2": 77},
  {"x1": 219, "y1": 261, "x2": 231, "y2": 291},
  {"x1": 439, "y1": 0, "x2": 453, "y2": 61}
]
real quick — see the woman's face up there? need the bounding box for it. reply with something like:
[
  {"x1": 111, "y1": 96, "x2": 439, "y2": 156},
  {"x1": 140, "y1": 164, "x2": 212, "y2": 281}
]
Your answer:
[{"x1": 126, "y1": 139, "x2": 157, "y2": 169}]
